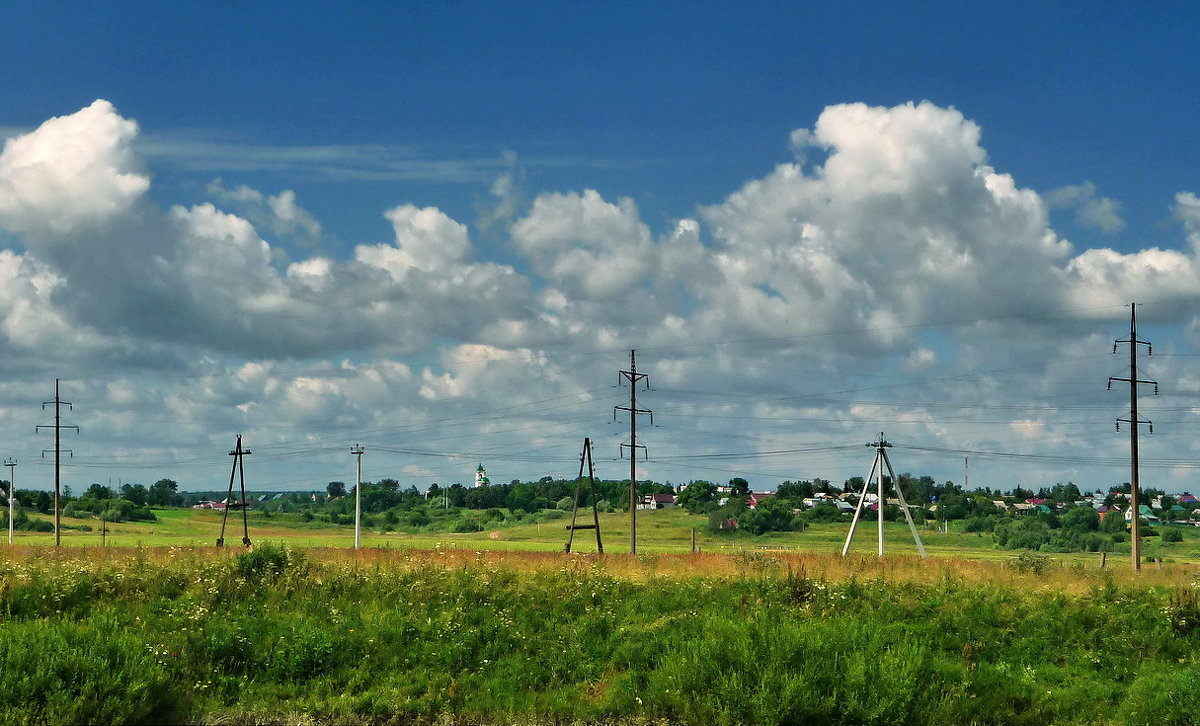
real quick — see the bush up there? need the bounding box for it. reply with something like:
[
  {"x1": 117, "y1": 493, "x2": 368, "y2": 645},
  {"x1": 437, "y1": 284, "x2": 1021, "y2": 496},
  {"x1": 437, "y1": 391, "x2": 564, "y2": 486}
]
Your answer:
[
  {"x1": 454, "y1": 517, "x2": 484, "y2": 533},
  {"x1": 1162, "y1": 527, "x2": 1184, "y2": 543}
]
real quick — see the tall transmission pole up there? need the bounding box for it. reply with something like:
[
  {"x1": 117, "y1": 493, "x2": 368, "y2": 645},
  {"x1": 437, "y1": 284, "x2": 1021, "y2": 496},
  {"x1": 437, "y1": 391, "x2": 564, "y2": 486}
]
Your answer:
[
  {"x1": 36, "y1": 379, "x2": 78, "y2": 547},
  {"x1": 614, "y1": 349, "x2": 651, "y2": 554},
  {"x1": 351, "y1": 444, "x2": 365, "y2": 550},
  {"x1": 1108, "y1": 302, "x2": 1157, "y2": 571},
  {"x1": 3, "y1": 458, "x2": 15, "y2": 545}
]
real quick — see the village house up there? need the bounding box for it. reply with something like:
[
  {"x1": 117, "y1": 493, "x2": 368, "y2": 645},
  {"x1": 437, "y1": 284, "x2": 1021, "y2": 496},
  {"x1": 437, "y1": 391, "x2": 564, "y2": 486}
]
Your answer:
[{"x1": 638, "y1": 493, "x2": 676, "y2": 510}]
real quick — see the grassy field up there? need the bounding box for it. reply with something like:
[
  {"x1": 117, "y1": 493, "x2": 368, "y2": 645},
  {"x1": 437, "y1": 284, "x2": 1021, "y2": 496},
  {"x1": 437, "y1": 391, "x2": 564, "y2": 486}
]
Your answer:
[
  {"x1": 18, "y1": 506, "x2": 1200, "y2": 566},
  {"x1": 0, "y1": 543, "x2": 1198, "y2": 725}
]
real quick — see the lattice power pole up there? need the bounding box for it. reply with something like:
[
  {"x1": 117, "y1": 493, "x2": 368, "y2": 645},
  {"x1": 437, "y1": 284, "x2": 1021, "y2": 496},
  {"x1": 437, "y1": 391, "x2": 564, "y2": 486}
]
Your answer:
[
  {"x1": 351, "y1": 444, "x2": 365, "y2": 550},
  {"x1": 565, "y1": 437, "x2": 604, "y2": 554},
  {"x1": 614, "y1": 350, "x2": 651, "y2": 554},
  {"x1": 841, "y1": 433, "x2": 926, "y2": 558},
  {"x1": 1108, "y1": 302, "x2": 1157, "y2": 571},
  {"x1": 217, "y1": 435, "x2": 253, "y2": 547},
  {"x1": 37, "y1": 379, "x2": 78, "y2": 547}
]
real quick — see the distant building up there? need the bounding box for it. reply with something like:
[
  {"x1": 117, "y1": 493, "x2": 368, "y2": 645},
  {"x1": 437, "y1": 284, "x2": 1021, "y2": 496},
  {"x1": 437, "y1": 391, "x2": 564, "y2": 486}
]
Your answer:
[
  {"x1": 747, "y1": 492, "x2": 775, "y2": 509},
  {"x1": 638, "y1": 493, "x2": 676, "y2": 510},
  {"x1": 474, "y1": 464, "x2": 490, "y2": 488}
]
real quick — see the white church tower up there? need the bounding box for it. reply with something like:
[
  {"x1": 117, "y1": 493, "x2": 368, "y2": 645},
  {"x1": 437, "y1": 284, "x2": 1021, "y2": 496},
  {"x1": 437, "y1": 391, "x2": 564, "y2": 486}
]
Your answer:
[{"x1": 474, "y1": 463, "x2": 490, "y2": 488}]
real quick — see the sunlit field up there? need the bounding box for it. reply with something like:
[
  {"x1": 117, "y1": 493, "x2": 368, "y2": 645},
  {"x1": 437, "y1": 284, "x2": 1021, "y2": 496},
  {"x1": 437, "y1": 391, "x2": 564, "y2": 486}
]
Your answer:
[
  {"x1": 0, "y1": 540, "x2": 1198, "y2": 725},
  {"x1": 18, "y1": 505, "x2": 1200, "y2": 568}
]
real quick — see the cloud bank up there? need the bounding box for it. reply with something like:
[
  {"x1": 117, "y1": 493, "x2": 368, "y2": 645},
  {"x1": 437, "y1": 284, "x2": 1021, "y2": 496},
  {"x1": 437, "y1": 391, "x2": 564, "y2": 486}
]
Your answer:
[{"x1": 0, "y1": 99, "x2": 1198, "y2": 491}]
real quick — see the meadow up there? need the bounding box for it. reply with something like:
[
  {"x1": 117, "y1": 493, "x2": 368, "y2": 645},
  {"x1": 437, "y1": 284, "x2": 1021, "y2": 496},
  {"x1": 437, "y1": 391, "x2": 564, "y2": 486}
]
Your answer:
[
  {"x1": 19, "y1": 505, "x2": 1200, "y2": 566},
  {"x1": 0, "y1": 538, "x2": 1198, "y2": 725}
]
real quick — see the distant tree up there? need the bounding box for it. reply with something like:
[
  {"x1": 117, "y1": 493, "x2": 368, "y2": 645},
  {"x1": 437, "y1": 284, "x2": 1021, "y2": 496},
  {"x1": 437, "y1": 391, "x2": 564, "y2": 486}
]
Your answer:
[
  {"x1": 1011, "y1": 486, "x2": 1034, "y2": 501},
  {"x1": 327, "y1": 481, "x2": 347, "y2": 499},
  {"x1": 85, "y1": 483, "x2": 114, "y2": 500},
  {"x1": 738, "y1": 496, "x2": 795, "y2": 535},
  {"x1": 675, "y1": 481, "x2": 718, "y2": 513},
  {"x1": 776, "y1": 480, "x2": 814, "y2": 500},
  {"x1": 1060, "y1": 505, "x2": 1099, "y2": 532},
  {"x1": 147, "y1": 479, "x2": 180, "y2": 507},
  {"x1": 119, "y1": 483, "x2": 148, "y2": 507},
  {"x1": 728, "y1": 478, "x2": 750, "y2": 497},
  {"x1": 377, "y1": 478, "x2": 400, "y2": 493},
  {"x1": 812, "y1": 478, "x2": 838, "y2": 494},
  {"x1": 1100, "y1": 510, "x2": 1126, "y2": 534}
]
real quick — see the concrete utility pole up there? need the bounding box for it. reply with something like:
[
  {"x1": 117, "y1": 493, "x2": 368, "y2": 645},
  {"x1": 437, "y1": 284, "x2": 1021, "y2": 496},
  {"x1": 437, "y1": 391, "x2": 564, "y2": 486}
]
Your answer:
[
  {"x1": 842, "y1": 433, "x2": 926, "y2": 558},
  {"x1": 351, "y1": 444, "x2": 365, "y2": 549},
  {"x1": 1109, "y1": 303, "x2": 1157, "y2": 571},
  {"x1": 37, "y1": 379, "x2": 78, "y2": 547},
  {"x1": 4, "y1": 458, "x2": 15, "y2": 545},
  {"x1": 615, "y1": 350, "x2": 651, "y2": 555}
]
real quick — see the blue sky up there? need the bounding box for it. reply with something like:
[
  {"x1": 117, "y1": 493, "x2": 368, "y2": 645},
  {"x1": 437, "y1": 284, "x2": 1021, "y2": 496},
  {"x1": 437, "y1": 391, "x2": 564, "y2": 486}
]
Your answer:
[
  {"x1": 9, "y1": 3, "x2": 1197, "y2": 248},
  {"x1": 1, "y1": 2, "x2": 1199, "y2": 498}
]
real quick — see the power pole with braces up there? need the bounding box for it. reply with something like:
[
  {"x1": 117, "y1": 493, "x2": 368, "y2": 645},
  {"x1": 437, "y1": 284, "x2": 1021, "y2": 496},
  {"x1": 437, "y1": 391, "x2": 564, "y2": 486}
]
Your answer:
[{"x1": 842, "y1": 433, "x2": 926, "y2": 558}]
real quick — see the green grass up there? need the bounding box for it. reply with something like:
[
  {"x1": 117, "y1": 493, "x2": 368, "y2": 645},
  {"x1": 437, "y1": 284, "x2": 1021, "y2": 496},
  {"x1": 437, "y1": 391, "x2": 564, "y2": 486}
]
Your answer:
[
  {"x1": 21, "y1": 506, "x2": 1200, "y2": 566},
  {"x1": 0, "y1": 544, "x2": 1198, "y2": 725}
]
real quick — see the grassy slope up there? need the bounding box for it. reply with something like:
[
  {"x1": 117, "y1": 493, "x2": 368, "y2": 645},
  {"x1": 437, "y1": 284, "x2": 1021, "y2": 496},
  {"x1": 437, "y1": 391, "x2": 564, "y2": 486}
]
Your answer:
[{"x1": 17, "y1": 506, "x2": 1200, "y2": 564}]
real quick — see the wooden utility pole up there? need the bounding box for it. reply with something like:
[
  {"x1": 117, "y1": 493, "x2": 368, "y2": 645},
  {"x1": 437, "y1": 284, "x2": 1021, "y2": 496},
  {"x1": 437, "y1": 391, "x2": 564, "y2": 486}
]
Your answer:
[
  {"x1": 217, "y1": 435, "x2": 252, "y2": 547},
  {"x1": 351, "y1": 444, "x2": 365, "y2": 549},
  {"x1": 615, "y1": 350, "x2": 651, "y2": 554},
  {"x1": 1109, "y1": 303, "x2": 1157, "y2": 571},
  {"x1": 37, "y1": 379, "x2": 77, "y2": 547},
  {"x1": 564, "y1": 438, "x2": 604, "y2": 553}
]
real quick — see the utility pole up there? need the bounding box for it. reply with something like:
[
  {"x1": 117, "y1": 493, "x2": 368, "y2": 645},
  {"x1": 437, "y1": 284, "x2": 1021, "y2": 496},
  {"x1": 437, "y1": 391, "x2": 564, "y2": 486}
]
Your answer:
[
  {"x1": 564, "y1": 438, "x2": 604, "y2": 554},
  {"x1": 614, "y1": 349, "x2": 651, "y2": 554},
  {"x1": 3, "y1": 458, "x2": 15, "y2": 545},
  {"x1": 217, "y1": 435, "x2": 252, "y2": 547},
  {"x1": 842, "y1": 433, "x2": 926, "y2": 558},
  {"x1": 1109, "y1": 302, "x2": 1157, "y2": 571},
  {"x1": 351, "y1": 444, "x2": 365, "y2": 549},
  {"x1": 37, "y1": 379, "x2": 78, "y2": 547}
]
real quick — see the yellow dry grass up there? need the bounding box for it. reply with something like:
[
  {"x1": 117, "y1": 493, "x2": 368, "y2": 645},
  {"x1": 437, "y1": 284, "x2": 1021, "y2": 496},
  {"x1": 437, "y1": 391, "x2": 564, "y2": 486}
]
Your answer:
[{"x1": 2, "y1": 543, "x2": 1195, "y2": 594}]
